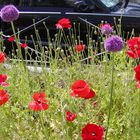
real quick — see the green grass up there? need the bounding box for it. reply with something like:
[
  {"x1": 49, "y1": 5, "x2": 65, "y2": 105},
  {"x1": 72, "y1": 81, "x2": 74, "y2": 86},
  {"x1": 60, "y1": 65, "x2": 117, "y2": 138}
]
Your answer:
[{"x1": 0, "y1": 18, "x2": 140, "y2": 140}]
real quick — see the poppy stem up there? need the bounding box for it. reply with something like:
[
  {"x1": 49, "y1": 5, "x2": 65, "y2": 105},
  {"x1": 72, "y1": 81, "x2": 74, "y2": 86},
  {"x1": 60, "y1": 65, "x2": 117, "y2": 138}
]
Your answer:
[
  {"x1": 10, "y1": 21, "x2": 22, "y2": 60},
  {"x1": 39, "y1": 112, "x2": 48, "y2": 138},
  {"x1": 105, "y1": 53, "x2": 115, "y2": 140}
]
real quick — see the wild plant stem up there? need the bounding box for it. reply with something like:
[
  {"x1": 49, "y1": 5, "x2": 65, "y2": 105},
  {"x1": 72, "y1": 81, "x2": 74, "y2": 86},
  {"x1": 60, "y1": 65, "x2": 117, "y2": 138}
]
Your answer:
[
  {"x1": 105, "y1": 54, "x2": 115, "y2": 140},
  {"x1": 11, "y1": 16, "x2": 49, "y2": 36},
  {"x1": 39, "y1": 112, "x2": 48, "y2": 138},
  {"x1": 11, "y1": 21, "x2": 22, "y2": 59}
]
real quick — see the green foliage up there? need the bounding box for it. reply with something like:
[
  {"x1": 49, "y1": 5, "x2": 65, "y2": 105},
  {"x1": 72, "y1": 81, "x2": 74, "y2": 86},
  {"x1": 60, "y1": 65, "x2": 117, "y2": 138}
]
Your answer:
[{"x1": 0, "y1": 18, "x2": 140, "y2": 140}]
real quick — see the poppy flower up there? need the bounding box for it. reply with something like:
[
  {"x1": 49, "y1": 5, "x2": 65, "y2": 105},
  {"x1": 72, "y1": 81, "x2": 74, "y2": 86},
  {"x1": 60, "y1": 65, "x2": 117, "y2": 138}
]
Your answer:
[
  {"x1": 55, "y1": 18, "x2": 71, "y2": 29},
  {"x1": 71, "y1": 80, "x2": 96, "y2": 99},
  {"x1": 101, "y1": 23, "x2": 113, "y2": 35},
  {"x1": 126, "y1": 48, "x2": 140, "y2": 58},
  {"x1": 0, "y1": 52, "x2": 6, "y2": 63},
  {"x1": 7, "y1": 36, "x2": 15, "y2": 43},
  {"x1": 71, "y1": 80, "x2": 90, "y2": 98},
  {"x1": 20, "y1": 43, "x2": 27, "y2": 48},
  {"x1": 0, "y1": 90, "x2": 9, "y2": 106},
  {"x1": 81, "y1": 123, "x2": 104, "y2": 140},
  {"x1": 71, "y1": 89, "x2": 96, "y2": 99},
  {"x1": 84, "y1": 89, "x2": 96, "y2": 99},
  {"x1": 127, "y1": 37, "x2": 140, "y2": 50},
  {"x1": 0, "y1": 74, "x2": 8, "y2": 87},
  {"x1": 134, "y1": 64, "x2": 140, "y2": 81},
  {"x1": 127, "y1": 37, "x2": 140, "y2": 58},
  {"x1": 66, "y1": 111, "x2": 77, "y2": 122},
  {"x1": 28, "y1": 92, "x2": 49, "y2": 111},
  {"x1": 75, "y1": 44, "x2": 85, "y2": 52}
]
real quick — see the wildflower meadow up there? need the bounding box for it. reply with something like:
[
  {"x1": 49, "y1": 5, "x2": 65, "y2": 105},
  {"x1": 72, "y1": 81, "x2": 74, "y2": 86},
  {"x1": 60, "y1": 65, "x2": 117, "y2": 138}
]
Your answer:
[{"x1": 0, "y1": 4, "x2": 140, "y2": 140}]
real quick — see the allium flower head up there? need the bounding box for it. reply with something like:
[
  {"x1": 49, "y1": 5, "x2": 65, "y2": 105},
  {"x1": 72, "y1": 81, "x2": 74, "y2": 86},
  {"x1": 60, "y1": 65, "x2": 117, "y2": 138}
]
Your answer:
[
  {"x1": 0, "y1": 5, "x2": 19, "y2": 22},
  {"x1": 104, "y1": 35, "x2": 124, "y2": 52},
  {"x1": 101, "y1": 23, "x2": 113, "y2": 35}
]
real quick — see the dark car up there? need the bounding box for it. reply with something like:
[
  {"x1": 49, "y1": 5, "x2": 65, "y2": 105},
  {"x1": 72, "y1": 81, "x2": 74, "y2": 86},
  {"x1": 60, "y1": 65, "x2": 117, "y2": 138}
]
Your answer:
[
  {"x1": 1, "y1": 0, "x2": 140, "y2": 35},
  {"x1": 0, "y1": 0, "x2": 140, "y2": 62}
]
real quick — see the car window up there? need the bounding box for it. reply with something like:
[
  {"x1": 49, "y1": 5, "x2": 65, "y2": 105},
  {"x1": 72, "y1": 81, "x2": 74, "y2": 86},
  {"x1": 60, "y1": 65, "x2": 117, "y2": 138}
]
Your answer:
[{"x1": 130, "y1": 0, "x2": 140, "y2": 3}]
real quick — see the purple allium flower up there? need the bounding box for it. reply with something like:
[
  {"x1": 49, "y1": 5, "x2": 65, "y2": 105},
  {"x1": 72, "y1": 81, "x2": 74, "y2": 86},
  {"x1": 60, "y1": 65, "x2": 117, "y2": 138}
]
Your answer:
[
  {"x1": 101, "y1": 23, "x2": 113, "y2": 35},
  {"x1": 0, "y1": 5, "x2": 19, "y2": 22},
  {"x1": 104, "y1": 35, "x2": 124, "y2": 52}
]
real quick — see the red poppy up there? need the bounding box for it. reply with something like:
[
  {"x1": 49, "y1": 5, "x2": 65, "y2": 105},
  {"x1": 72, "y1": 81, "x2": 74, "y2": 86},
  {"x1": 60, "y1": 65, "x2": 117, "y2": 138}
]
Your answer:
[
  {"x1": 126, "y1": 49, "x2": 140, "y2": 58},
  {"x1": 82, "y1": 123, "x2": 104, "y2": 140},
  {"x1": 71, "y1": 89, "x2": 96, "y2": 99},
  {"x1": 127, "y1": 37, "x2": 140, "y2": 50},
  {"x1": 71, "y1": 80, "x2": 90, "y2": 98},
  {"x1": 84, "y1": 89, "x2": 96, "y2": 99},
  {"x1": 127, "y1": 37, "x2": 140, "y2": 58},
  {"x1": 55, "y1": 18, "x2": 71, "y2": 29},
  {"x1": 0, "y1": 90, "x2": 9, "y2": 106},
  {"x1": 134, "y1": 64, "x2": 140, "y2": 81},
  {"x1": 28, "y1": 92, "x2": 49, "y2": 111},
  {"x1": 71, "y1": 80, "x2": 96, "y2": 99},
  {"x1": 0, "y1": 74, "x2": 8, "y2": 87},
  {"x1": 20, "y1": 43, "x2": 27, "y2": 48},
  {"x1": 0, "y1": 52, "x2": 6, "y2": 63},
  {"x1": 66, "y1": 111, "x2": 77, "y2": 122},
  {"x1": 7, "y1": 36, "x2": 15, "y2": 43},
  {"x1": 75, "y1": 44, "x2": 85, "y2": 52}
]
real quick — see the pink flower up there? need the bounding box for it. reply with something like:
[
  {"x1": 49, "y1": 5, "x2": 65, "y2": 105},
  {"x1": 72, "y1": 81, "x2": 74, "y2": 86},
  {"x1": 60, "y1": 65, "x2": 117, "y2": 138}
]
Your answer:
[{"x1": 101, "y1": 23, "x2": 113, "y2": 35}]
